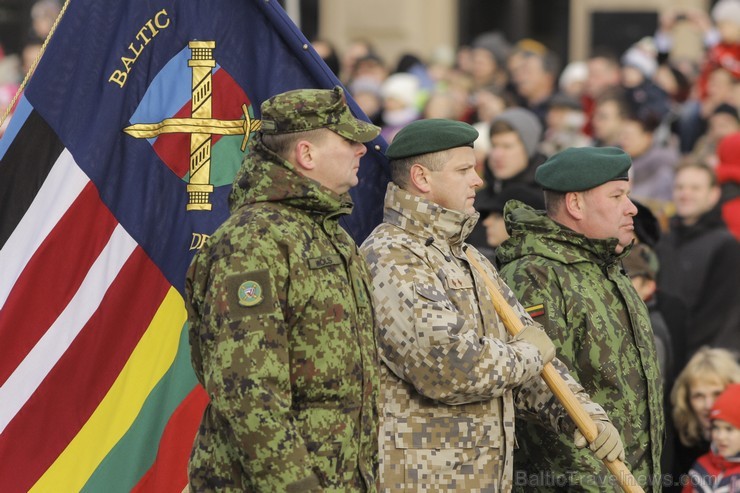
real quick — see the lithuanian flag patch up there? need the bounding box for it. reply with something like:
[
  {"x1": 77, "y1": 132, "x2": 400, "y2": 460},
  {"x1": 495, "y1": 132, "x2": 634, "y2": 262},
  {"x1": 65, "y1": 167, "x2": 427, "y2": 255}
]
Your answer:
[{"x1": 525, "y1": 303, "x2": 545, "y2": 318}]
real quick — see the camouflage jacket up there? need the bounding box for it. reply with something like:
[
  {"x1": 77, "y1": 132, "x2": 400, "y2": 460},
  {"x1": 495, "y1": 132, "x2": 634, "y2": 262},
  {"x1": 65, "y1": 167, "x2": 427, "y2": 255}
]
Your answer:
[
  {"x1": 360, "y1": 184, "x2": 606, "y2": 493},
  {"x1": 185, "y1": 137, "x2": 379, "y2": 492},
  {"x1": 497, "y1": 202, "x2": 665, "y2": 492}
]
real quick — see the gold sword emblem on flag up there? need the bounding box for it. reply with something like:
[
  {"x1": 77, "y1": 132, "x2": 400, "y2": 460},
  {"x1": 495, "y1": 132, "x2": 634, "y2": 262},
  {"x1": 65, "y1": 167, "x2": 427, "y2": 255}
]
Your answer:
[{"x1": 124, "y1": 41, "x2": 260, "y2": 211}]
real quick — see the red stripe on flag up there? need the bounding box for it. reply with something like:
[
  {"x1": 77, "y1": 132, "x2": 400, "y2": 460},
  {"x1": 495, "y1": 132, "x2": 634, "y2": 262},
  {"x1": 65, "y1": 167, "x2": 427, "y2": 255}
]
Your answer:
[
  {"x1": 152, "y1": 68, "x2": 250, "y2": 179},
  {"x1": 0, "y1": 183, "x2": 117, "y2": 386},
  {"x1": 131, "y1": 386, "x2": 208, "y2": 493},
  {"x1": 0, "y1": 248, "x2": 170, "y2": 493}
]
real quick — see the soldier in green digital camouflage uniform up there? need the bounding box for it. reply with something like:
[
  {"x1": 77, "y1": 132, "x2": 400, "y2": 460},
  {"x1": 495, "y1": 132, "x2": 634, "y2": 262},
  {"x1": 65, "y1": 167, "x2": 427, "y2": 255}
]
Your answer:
[
  {"x1": 497, "y1": 146, "x2": 665, "y2": 492},
  {"x1": 361, "y1": 120, "x2": 626, "y2": 493},
  {"x1": 185, "y1": 86, "x2": 381, "y2": 492}
]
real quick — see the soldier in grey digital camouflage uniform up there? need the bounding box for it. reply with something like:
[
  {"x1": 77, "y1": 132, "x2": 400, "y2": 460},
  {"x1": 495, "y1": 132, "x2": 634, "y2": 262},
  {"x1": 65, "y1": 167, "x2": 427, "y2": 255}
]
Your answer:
[
  {"x1": 185, "y1": 86, "x2": 381, "y2": 492},
  {"x1": 497, "y1": 146, "x2": 665, "y2": 492},
  {"x1": 360, "y1": 119, "x2": 625, "y2": 493}
]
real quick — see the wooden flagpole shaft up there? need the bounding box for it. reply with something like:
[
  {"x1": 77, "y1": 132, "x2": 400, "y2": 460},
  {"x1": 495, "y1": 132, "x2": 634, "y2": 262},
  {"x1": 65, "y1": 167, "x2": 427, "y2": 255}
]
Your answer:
[{"x1": 465, "y1": 251, "x2": 644, "y2": 493}]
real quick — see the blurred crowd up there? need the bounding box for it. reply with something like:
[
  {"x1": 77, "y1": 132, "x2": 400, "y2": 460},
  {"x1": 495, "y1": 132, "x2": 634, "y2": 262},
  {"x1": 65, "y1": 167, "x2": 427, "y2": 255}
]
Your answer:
[
  {"x1": 312, "y1": 1, "x2": 740, "y2": 489},
  {"x1": 1, "y1": 0, "x2": 739, "y2": 489},
  {"x1": 0, "y1": 0, "x2": 59, "y2": 135}
]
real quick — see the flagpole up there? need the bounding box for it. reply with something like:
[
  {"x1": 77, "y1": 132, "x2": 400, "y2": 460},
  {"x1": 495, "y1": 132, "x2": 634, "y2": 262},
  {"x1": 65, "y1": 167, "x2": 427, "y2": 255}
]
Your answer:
[{"x1": 465, "y1": 250, "x2": 645, "y2": 493}]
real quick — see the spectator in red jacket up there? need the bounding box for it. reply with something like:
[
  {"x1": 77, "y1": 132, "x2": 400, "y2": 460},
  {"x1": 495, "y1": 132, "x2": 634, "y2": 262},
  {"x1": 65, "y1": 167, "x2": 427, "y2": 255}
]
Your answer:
[{"x1": 716, "y1": 131, "x2": 740, "y2": 240}]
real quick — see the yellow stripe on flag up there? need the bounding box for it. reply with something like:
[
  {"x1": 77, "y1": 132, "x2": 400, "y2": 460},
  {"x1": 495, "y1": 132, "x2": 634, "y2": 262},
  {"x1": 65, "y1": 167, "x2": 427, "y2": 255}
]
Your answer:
[{"x1": 30, "y1": 288, "x2": 187, "y2": 492}]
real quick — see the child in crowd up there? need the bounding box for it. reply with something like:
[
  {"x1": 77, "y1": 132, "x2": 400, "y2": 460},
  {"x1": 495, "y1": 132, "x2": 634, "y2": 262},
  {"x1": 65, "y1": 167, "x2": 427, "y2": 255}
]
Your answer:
[
  {"x1": 671, "y1": 348, "x2": 740, "y2": 487},
  {"x1": 684, "y1": 383, "x2": 740, "y2": 492}
]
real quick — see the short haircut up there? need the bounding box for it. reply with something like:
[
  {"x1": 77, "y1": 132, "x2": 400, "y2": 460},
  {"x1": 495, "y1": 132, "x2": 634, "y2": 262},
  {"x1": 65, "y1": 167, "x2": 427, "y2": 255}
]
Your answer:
[
  {"x1": 260, "y1": 128, "x2": 328, "y2": 159},
  {"x1": 675, "y1": 160, "x2": 718, "y2": 188},
  {"x1": 543, "y1": 189, "x2": 566, "y2": 216},
  {"x1": 390, "y1": 149, "x2": 450, "y2": 188},
  {"x1": 595, "y1": 88, "x2": 630, "y2": 117}
]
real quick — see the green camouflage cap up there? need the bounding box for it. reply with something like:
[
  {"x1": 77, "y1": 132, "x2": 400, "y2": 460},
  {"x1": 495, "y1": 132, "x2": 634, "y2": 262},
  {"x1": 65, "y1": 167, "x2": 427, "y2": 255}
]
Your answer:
[{"x1": 260, "y1": 86, "x2": 380, "y2": 143}]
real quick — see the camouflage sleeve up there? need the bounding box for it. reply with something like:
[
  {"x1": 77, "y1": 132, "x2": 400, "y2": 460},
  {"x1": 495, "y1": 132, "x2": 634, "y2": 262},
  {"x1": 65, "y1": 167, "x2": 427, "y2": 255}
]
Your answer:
[
  {"x1": 187, "y1": 242, "x2": 322, "y2": 492},
  {"x1": 365, "y1": 243, "x2": 546, "y2": 406},
  {"x1": 501, "y1": 263, "x2": 608, "y2": 434}
]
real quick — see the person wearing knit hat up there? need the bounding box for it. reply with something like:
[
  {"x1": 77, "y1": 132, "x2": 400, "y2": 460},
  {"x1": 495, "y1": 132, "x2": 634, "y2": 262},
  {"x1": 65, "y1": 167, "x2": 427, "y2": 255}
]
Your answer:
[
  {"x1": 622, "y1": 37, "x2": 658, "y2": 82},
  {"x1": 361, "y1": 117, "x2": 623, "y2": 492},
  {"x1": 379, "y1": 72, "x2": 423, "y2": 142},
  {"x1": 468, "y1": 107, "x2": 546, "y2": 258},
  {"x1": 678, "y1": 0, "x2": 740, "y2": 152},
  {"x1": 717, "y1": 131, "x2": 740, "y2": 240},
  {"x1": 712, "y1": 0, "x2": 740, "y2": 31},
  {"x1": 470, "y1": 31, "x2": 511, "y2": 89},
  {"x1": 684, "y1": 383, "x2": 740, "y2": 492},
  {"x1": 620, "y1": 36, "x2": 672, "y2": 125}
]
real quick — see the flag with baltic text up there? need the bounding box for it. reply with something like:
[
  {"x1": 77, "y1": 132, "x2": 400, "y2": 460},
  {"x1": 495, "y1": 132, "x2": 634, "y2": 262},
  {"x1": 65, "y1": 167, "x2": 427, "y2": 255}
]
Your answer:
[{"x1": 0, "y1": 1, "x2": 389, "y2": 491}]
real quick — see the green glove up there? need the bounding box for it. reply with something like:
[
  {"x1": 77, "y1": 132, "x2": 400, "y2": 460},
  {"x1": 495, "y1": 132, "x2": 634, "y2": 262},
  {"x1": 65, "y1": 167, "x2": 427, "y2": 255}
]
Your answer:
[{"x1": 574, "y1": 419, "x2": 626, "y2": 462}]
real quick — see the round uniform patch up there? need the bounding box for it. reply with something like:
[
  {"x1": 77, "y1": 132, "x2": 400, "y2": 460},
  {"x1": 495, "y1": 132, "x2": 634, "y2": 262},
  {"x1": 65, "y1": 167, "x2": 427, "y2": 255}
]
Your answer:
[{"x1": 238, "y1": 280, "x2": 264, "y2": 307}]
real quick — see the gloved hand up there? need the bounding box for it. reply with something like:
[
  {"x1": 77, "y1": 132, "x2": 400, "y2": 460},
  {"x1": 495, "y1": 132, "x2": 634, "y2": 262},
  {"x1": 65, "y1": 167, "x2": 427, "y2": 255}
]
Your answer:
[
  {"x1": 513, "y1": 324, "x2": 556, "y2": 364},
  {"x1": 574, "y1": 418, "x2": 625, "y2": 462}
]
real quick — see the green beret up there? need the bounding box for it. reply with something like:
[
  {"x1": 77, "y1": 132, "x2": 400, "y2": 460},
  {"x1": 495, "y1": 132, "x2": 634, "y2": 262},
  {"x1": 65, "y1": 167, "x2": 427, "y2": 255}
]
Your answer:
[
  {"x1": 535, "y1": 146, "x2": 631, "y2": 192},
  {"x1": 385, "y1": 119, "x2": 478, "y2": 159}
]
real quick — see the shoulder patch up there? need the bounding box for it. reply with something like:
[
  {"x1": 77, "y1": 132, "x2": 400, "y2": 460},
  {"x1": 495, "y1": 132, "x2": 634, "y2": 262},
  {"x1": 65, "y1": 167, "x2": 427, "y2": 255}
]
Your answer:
[
  {"x1": 225, "y1": 269, "x2": 274, "y2": 316},
  {"x1": 525, "y1": 303, "x2": 545, "y2": 318},
  {"x1": 238, "y1": 280, "x2": 264, "y2": 306}
]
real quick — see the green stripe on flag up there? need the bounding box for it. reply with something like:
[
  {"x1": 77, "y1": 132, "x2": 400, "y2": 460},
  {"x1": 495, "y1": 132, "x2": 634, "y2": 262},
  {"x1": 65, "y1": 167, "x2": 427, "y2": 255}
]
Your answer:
[
  {"x1": 81, "y1": 323, "x2": 197, "y2": 493},
  {"x1": 210, "y1": 134, "x2": 248, "y2": 187}
]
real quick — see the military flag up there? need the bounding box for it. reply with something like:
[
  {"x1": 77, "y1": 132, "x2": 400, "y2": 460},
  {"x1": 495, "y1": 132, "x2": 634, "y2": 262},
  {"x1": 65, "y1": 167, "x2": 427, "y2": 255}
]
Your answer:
[{"x1": 0, "y1": 1, "x2": 389, "y2": 491}]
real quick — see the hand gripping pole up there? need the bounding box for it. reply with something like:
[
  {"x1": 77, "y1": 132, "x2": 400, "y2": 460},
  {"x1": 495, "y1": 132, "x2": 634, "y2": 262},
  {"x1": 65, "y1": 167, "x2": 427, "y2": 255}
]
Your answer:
[{"x1": 465, "y1": 251, "x2": 645, "y2": 493}]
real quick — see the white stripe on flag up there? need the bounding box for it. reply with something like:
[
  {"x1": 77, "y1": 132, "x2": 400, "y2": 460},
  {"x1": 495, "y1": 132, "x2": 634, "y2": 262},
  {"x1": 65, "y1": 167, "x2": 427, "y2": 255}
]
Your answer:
[
  {"x1": 0, "y1": 149, "x2": 89, "y2": 307},
  {"x1": 0, "y1": 223, "x2": 137, "y2": 434}
]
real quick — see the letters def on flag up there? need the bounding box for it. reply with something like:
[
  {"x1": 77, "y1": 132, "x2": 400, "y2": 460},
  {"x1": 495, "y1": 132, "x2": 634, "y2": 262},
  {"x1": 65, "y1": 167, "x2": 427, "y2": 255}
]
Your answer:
[{"x1": 0, "y1": 1, "x2": 389, "y2": 491}]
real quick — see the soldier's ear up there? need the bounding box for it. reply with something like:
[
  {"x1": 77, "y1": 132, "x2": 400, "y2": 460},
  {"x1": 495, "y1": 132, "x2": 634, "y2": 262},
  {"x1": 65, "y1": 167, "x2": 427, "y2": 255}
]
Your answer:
[
  {"x1": 409, "y1": 163, "x2": 431, "y2": 193},
  {"x1": 294, "y1": 139, "x2": 316, "y2": 170},
  {"x1": 564, "y1": 191, "x2": 585, "y2": 220}
]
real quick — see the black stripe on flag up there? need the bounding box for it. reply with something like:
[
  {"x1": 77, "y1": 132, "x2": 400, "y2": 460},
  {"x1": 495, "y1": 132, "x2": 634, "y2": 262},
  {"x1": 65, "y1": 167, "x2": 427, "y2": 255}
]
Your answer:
[{"x1": 0, "y1": 110, "x2": 65, "y2": 249}]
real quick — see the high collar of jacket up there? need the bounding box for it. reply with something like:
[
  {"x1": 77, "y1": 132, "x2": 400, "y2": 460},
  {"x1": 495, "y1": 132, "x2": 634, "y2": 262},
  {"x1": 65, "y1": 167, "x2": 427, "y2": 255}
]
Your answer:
[
  {"x1": 382, "y1": 182, "x2": 479, "y2": 247},
  {"x1": 228, "y1": 136, "x2": 353, "y2": 217},
  {"x1": 496, "y1": 200, "x2": 628, "y2": 268},
  {"x1": 669, "y1": 205, "x2": 727, "y2": 241}
]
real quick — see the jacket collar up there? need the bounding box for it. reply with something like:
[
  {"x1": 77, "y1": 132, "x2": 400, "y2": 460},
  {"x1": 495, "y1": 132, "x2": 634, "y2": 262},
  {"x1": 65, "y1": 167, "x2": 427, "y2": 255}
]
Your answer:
[{"x1": 382, "y1": 182, "x2": 479, "y2": 247}]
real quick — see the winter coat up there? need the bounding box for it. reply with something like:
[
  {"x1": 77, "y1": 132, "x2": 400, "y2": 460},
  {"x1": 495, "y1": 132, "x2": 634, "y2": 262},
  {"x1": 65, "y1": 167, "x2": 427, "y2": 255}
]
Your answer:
[
  {"x1": 361, "y1": 184, "x2": 606, "y2": 492},
  {"x1": 655, "y1": 207, "x2": 740, "y2": 357},
  {"x1": 497, "y1": 201, "x2": 665, "y2": 492},
  {"x1": 683, "y1": 448, "x2": 740, "y2": 492},
  {"x1": 186, "y1": 137, "x2": 379, "y2": 492}
]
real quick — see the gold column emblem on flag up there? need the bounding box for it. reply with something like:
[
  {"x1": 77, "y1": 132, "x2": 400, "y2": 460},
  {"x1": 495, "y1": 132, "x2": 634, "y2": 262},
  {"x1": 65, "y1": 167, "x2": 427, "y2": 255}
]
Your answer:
[{"x1": 124, "y1": 41, "x2": 259, "y2": 211}]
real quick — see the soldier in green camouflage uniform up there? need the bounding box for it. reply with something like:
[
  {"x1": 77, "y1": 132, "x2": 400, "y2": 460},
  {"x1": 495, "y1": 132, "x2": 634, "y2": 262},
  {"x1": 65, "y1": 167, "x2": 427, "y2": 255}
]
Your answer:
[
  {"x1": 361, "y1": 120, "x2": 625, "y2": 493},
  {"x1": 185, "y1": 87, "x2": 381, "y2": 492},
  {"x1": 497, "y1": 146, "x2": 665, "y2": 492}
]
